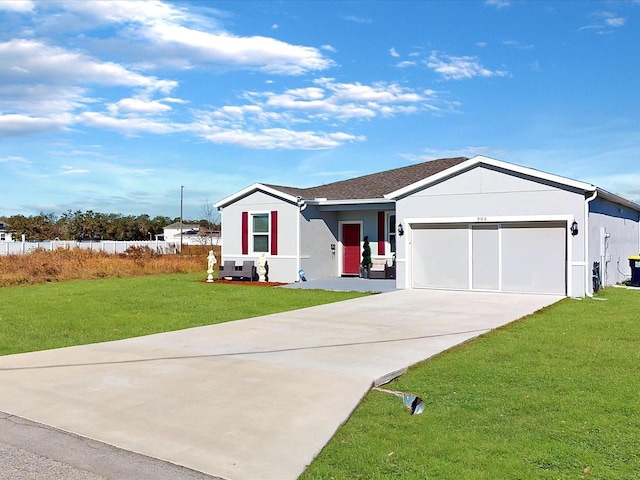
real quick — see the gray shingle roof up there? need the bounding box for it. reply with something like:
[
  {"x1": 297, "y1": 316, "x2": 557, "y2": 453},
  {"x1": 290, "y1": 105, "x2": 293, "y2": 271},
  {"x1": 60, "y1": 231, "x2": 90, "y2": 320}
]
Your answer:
[{"x1": 264, "y1": 157, "x2": 467, "y2": 200}]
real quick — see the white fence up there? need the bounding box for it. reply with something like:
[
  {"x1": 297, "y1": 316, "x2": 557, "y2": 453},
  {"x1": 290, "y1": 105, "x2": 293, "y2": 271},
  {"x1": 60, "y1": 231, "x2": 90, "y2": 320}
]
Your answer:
[{"x1": 0, "y1": 240, "x2": 179, "y2": 256}]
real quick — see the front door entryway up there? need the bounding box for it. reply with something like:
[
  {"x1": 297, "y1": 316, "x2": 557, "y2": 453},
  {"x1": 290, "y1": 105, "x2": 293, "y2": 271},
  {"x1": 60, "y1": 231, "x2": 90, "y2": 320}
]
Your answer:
[{"x1": 342, "y1": 223, "x2": 361, "y2": 276}]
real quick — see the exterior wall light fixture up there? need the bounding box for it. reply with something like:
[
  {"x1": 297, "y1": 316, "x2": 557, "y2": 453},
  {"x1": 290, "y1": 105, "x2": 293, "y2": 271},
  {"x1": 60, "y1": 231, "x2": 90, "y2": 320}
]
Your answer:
[
  {"x1": 571, "y1": 220, "x2": 579, "y2": 236},
  {"x1": 398, "y1": 223, "x2": 404, "y2": 236}
]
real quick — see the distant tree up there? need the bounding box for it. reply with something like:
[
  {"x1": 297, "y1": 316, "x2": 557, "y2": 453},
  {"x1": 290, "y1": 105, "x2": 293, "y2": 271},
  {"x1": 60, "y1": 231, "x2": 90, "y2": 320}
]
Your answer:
[
  {"x1": 200, "y1": 198, "x2": 221, "y2": 246},
  {"x1": 2, "y1": 211, "x2": 174, "y2": 242},
  {"x1": 149, "y1": 215, "x2": 172, "y2": 240},
  {"x1": 3, "y1": 214, "x2": 31, "y2": 240}
]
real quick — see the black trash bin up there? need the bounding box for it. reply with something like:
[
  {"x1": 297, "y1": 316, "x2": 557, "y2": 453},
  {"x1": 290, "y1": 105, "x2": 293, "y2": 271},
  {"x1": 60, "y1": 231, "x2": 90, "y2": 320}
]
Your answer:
[{"x1": 629, "y1": 255, "x2": 640, "y2": 287}]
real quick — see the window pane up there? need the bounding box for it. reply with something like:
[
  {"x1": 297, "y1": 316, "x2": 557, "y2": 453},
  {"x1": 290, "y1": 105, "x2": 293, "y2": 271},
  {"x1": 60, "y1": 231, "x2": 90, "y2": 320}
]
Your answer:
[
  {"x1": 253, "y1": 214, "x2": 269, "y2": 233},
  {"x1": 388, "y1": 215, "x2": 396, "y2": 233},
  {"x1": 388, "y1": 215, "x2": 396, "y2": 252},
  {"x1": 254, "y1": 234, "x2": 269, "y2": 252}
]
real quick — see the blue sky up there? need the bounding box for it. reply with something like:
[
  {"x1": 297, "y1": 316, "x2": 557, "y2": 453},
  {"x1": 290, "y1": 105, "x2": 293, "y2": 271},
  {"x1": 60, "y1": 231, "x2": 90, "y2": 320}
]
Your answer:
[{"x1": 1, "y1": 0, "x2": 639, "y2": 220}]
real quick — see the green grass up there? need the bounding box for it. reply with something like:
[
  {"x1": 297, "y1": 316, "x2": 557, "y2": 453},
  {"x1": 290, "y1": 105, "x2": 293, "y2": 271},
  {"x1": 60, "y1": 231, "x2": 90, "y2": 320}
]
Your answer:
[
  {"x1": 301, "y1": 287, "x2": 640, "y2": 480},
  {"x1": 0, "y1": 272, "x2": 367, "y2": 356}
]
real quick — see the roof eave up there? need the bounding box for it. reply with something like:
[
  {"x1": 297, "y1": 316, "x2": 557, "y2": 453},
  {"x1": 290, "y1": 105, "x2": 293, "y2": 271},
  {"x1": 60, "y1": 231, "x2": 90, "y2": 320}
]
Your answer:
[
  {"x1": 306, "y1": 197, "x2": 391, "y2": 206},
  {"x1": 214, "y1": 183, "x2": 300, "y2": 209},
  {"x1": 596, "y1": 188, "x2": 640, "y2": 212}
]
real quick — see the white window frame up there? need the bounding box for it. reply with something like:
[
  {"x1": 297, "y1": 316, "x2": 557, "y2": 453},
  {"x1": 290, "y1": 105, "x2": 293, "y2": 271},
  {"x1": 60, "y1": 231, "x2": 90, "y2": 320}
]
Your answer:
[
  {"x1": 387, "y1": 212, "x2": 397, "y2": 254},
  {"x1": 251, "y1": 212, "x2": 270, "y2": 253}
]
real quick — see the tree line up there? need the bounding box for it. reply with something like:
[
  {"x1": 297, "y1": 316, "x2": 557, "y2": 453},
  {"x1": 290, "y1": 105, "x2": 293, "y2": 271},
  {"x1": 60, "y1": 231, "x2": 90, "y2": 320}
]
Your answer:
[{"x1": 1, "y1": 211, "x2": 182, "y2": 242}]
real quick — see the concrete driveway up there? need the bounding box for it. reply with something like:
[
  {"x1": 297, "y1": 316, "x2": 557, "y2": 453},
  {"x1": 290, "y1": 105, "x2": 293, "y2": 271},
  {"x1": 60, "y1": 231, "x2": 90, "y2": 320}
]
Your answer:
[{"x1": 0, "y1": 289, "x2": 562, "y2": 480}]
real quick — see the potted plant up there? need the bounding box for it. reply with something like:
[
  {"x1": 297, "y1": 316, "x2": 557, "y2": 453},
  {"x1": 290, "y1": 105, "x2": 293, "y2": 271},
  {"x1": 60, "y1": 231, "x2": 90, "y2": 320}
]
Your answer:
[{"x1": 361, "y1": 236, "x2": 372, "y2": 278}]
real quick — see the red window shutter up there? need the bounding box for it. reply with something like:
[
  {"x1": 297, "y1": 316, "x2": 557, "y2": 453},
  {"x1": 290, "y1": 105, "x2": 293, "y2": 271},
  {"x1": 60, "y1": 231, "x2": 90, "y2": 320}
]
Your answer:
[
  {"x1": 270, "y1": 210, "x2": 278, "y2": 255},
  {"x1": 377, "y1": 211, "x2": 385, "y2": 255},
  {"x1": 241, "y1": 211, "x2": 248, "y2": 255}
]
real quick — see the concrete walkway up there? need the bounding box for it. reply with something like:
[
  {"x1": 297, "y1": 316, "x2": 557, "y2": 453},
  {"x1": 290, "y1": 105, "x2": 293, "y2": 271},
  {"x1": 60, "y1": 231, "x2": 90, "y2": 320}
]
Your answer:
[
  {"x1": 282, "y1": 277, "x2": 397, "y2": 293},
  {"x1": 0, "y1": 290, "x2": 562, "y2": 480}
]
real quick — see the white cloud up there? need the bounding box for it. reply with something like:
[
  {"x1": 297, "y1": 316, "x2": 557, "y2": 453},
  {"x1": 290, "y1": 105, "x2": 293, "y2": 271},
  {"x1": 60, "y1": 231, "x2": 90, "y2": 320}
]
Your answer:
[
  {"x1": 0, "y1": 38, "x2": 181, "y2": 136},
  {"x1": 56, "y1": 0, "x2": 333, "y2": 75},
  {"x1": 503, "y1": 39, "x2": 534, "y2": 50},
  {"x1": 188, "y1": 78, "x2": 443, "y2": 149},
  {"x1": 55, "y1": 0, "x2": 189, "y2": 26},
  {"x1": 484, "y1": 0, "x2": 510, "y2": 8},
  {"x1": 144, "y1": 24, "x2": 333, "y2": 75},
  {"x1": 316, "y1": 78, "x2": 425, "y2": 104},
  {"x1": 0, "y1": 1, "x2": 452, "y2": 151},
  {"x1": 252, "y1": 79, "x2": 437, "y2": 121},
  {"x1": 426, "y1": 51, "x2": 509, "y2": 80},
  {"x1": 207, "y1": 104, "x2": 283, "y2": 127},
  {"x1": 580, "y1": 11, "x2": 626, "y2": 33},
  {"x1": 195, "y1": 126, "x2": 365, "y2": 150},
  {"x1": 60, "y1": 165, "x2": 90, "y2": 175},
  {"x1": 0, "y1": 84, "x2": 89, "y2": 116},
  {"x1": 55, "y1": 149, "x2": 107, "y2": 158},
  {"x1": 342, "y1": 15, "x2": 371, "y2": 24},
  {"x1": 0, "y1": 113, "x2": 69, "y2": 138},
  {"x1": 0, "y1": 155, "x2": 30, "y2": 163},
  {"x1": 0, "y1": 0, "x2": 34, "y2": 12},
  {"x1": 606, "y1": 17, "x2": 625, "y2": 27},
  {"x1": 0, "y1": 40, "x2": 175, "y2": 92},
  {"x1": 108, "y1": 98, "x2": 173, "y2": 115},
  {"x1": 162, "y1": 97, "x2": 188, "y2": 104},
  {"x1": 396, "y1": 61, "x2": 416, "y2": 68},
  {"x1": 79, "y1": 112, "x2": 182, "y2": 135}
]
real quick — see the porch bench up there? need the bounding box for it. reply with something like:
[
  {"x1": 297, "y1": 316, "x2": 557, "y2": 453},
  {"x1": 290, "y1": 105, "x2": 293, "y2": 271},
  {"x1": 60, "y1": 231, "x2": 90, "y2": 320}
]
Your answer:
[
  {"x1": 219, "y1": 260, "x2": 256, "y2": 281},
  {"x1": 369, "y1": 259, "x2": 394, "y2": 279}
]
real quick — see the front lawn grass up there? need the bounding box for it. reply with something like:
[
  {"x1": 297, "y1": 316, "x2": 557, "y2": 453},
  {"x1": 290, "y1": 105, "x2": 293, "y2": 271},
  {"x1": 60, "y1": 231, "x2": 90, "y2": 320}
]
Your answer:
[
  {"x1": 0, "y1": 272, "x2": 367, "y2": 356},
  {"x1": 301, "y1": 287, "x2": 640, "y2": 480}
]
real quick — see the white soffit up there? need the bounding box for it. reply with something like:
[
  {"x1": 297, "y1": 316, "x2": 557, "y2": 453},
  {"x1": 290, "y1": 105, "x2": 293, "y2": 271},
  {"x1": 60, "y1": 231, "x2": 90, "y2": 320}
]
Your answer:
[{"x1": 384, "y1": 155, "x2": 596, "y2": 199}]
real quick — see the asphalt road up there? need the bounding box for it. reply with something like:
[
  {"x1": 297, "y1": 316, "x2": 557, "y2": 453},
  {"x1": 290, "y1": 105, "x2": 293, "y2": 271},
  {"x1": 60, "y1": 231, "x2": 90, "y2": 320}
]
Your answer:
[{"x1": 0, "y1": 412, "x2": 222, "y2": 480}]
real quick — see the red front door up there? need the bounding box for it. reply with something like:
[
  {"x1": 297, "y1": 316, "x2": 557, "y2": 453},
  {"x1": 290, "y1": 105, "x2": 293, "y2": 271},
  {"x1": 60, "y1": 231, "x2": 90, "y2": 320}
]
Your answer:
[{"x1": 342, "y1": 224, "x2": 361, "y2": 276}]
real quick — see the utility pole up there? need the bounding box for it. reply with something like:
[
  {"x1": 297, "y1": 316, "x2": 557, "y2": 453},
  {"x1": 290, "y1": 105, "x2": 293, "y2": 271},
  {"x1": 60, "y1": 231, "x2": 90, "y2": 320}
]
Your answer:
[{"x1": 180, "y1": 185, "x2": 184, "y2": 253}]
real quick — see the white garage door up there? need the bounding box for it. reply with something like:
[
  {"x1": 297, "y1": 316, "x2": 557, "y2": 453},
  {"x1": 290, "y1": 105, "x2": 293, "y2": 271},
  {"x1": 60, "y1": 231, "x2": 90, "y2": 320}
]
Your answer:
[{"x1": 411, "y1": 222, "x2": 567, "y2": 295}]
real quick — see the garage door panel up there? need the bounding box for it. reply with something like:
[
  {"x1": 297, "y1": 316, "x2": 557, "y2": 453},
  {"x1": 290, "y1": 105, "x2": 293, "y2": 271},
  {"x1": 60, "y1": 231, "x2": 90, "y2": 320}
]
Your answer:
[
  {"x1": 412, "y1": 226, "x2": 468, "y2": 289},
  {"x1": 411, "y1": 221, "x2": 567, "y2": 295},
  {"x1": 501, "y1": 222, "x2": 566, "y2": 294},
  {"x1": 472, "y1": 225, "x2": 499, "y2": 290}
]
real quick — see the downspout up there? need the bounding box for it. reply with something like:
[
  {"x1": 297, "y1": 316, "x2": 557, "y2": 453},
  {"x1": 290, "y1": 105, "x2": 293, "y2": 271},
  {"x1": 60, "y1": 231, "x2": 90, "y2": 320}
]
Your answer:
[
  {"x1": 297, "y1": 197, "x2": 306, "y2": 281},
  {"x1": 217, "y1": 206, "x2": 223, "y2": 259},
  {"x1": 584, "y1": 190, "x2": 598, "y2": 298}
]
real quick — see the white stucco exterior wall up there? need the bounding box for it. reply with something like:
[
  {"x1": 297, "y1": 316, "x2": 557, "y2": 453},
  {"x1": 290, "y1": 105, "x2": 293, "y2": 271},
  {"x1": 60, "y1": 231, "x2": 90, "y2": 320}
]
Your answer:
[
  {"x1": 588, "y1": 197, "x2": 640, "y2": 288},
  {"x1": 219, "y1": 190, "x2": 299, "y2": 282},
  {"x1": 395, "y1": 165, "x2": 588, "y2": 296}
]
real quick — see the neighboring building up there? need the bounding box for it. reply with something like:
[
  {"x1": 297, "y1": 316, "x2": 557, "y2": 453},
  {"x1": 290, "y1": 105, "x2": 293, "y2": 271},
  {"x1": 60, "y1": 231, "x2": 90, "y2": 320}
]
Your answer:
[
  {"x1": 214, "y1": 156, "x2": 640, "y2": 297},
  {"x1": 0, "y1": 221, "x2": 13, "y2": 242},
  {"x1": 162, "y1": 222, "x2": 222, "y2": 246}
]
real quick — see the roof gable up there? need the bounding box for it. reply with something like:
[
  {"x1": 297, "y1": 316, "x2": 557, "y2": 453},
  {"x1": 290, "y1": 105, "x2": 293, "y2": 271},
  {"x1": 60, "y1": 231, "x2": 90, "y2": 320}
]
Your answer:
[
  {"x1": 385, "y1": 155, "x2": 597, "y2": 199},
  {"x1": 214, "y1": 183, "x2": 301, "y2": 209}
]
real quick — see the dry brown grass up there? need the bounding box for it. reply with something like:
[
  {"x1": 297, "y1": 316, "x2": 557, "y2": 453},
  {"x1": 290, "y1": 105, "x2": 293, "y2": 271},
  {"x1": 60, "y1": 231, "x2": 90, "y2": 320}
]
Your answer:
[{"x1": 0, "y1": 245, "x2": 221, "y2": 287}]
